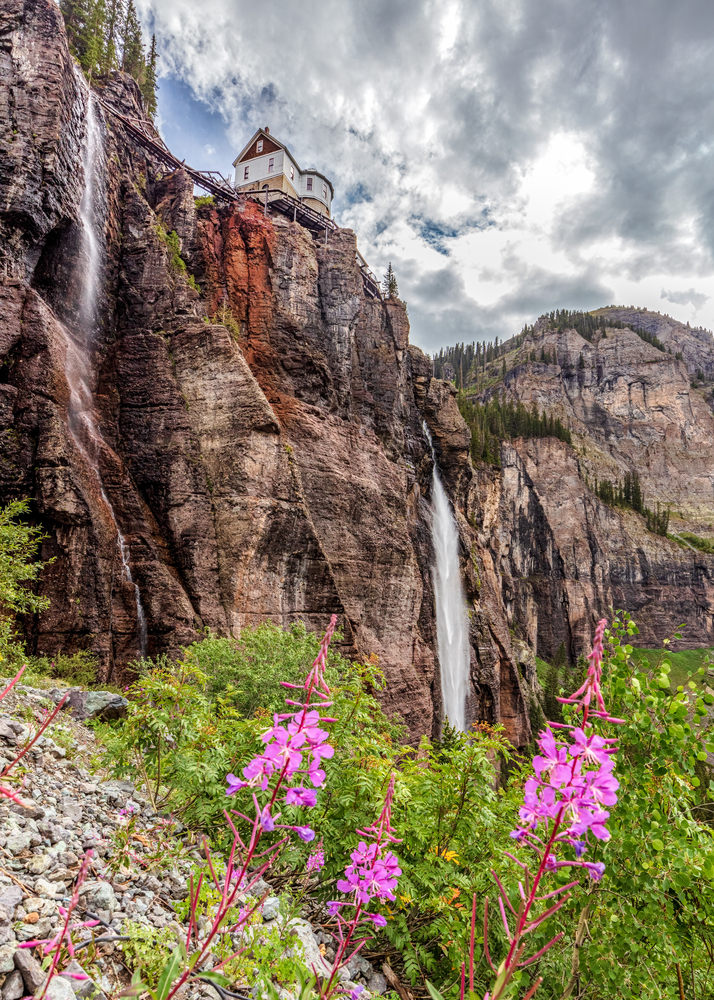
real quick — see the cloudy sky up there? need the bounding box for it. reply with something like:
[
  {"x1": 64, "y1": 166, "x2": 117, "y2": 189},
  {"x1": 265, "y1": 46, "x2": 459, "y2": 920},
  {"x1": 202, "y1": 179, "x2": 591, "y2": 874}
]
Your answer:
[{"x1": 136, "y1": 0, "x2": 714, "y2": 354}]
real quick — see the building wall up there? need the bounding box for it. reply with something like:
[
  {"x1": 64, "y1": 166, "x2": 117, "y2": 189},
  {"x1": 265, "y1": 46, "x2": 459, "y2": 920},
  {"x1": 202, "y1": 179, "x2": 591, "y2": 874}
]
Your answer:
[
  {"x1": 234, "y1": 141, "x2": 333, "y2": 218},
  {"x1": 236, "y1": 172, "x2": 300, "y2": 201}
]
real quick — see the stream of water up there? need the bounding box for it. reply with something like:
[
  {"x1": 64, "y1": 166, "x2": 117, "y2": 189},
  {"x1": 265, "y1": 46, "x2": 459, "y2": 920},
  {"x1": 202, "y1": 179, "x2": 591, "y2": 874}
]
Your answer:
[
  {"x1": 64, "y1": 76, "x2": 147, "y2": 656},
  {"x1": 424, "y1": 423, "x2": 470, "y2": 731}
]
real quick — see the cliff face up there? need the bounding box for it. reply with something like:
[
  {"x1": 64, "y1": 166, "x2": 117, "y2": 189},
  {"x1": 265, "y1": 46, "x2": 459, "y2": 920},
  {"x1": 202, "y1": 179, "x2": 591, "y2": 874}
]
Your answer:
[
  {"x1": 470, "y1": 316, "x2": 714, "y2": 660},
  {"x1": 0, "y1": 0, "x2": 530, "y2": 744}
]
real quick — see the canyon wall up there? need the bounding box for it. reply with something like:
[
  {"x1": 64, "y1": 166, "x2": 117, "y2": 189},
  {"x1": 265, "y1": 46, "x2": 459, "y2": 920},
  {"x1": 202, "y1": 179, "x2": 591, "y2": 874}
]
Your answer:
[
  {"x1": 470, "y1": 316, "x2": 714, "y2": 661},
  {"x1": 0, "y1": 0, "x2": 530, "y2": 744}
]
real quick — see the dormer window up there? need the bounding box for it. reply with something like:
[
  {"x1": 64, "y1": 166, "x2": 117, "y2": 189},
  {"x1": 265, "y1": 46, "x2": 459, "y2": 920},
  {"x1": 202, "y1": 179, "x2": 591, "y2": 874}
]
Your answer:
[
  {"x1": 256, "y1": 139, "x2": 263, "y2": 152},
  {"x1": 268, "y1": 157, "x2": 274, "y2": 172},
  {"x1": 306, "y1": 177, "x2": 313, "y2": 191},
  {"x1": 243, "y1": 165, "x2": 249, "y2": 180}
]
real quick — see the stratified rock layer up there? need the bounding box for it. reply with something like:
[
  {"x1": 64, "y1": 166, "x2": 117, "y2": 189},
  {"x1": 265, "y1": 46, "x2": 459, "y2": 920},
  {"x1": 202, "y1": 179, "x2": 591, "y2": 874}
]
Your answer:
[
  {"x1": 0, "y1": 0, "x2": 530, "y2": 744},
  {"x1": 470, "y1": 315, "x2": 714, "y2": 660}
]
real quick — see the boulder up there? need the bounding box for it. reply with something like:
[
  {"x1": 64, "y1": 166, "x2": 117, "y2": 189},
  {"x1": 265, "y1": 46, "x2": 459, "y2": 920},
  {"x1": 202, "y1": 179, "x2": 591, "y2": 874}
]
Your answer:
[{"x1": 50, "y1": 690, "x2": 128, "y2": 722}]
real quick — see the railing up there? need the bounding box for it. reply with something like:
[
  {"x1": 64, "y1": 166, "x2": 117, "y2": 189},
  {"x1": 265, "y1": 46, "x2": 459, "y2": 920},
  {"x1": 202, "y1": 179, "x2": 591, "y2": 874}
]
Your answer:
[{"x1": 97, "y1": 97, "x2": 382, "y2": 301}]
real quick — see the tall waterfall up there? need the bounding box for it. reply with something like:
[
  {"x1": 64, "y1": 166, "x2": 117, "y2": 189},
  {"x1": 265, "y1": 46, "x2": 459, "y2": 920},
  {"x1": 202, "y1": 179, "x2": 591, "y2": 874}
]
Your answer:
[
  {"x1": 424, "y1": 424, "x2": 470, "y2": 731},
  {"x1": 64, "y1": 77, "x2": 147, "y2": 656}
]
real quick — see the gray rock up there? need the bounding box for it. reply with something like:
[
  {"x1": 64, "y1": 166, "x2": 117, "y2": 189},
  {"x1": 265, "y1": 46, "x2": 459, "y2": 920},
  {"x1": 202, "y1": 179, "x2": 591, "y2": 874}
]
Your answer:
[
  {"x1": 0, "y1": 889, "x2": 21, "y2": 915},
  {"x1": 5, "y1": 831, "x2": 31, "y2": 856},
  {"x1": 261, "y1": 896, "x2": 280, "y2": 921},
  {"x1": 367, "y1": 973, "x2": 387, "y2": 996},
  {"x1": 50, "y1": 690, "x2": 128, "y2": 722},
  {"x1": 25, "y1": 855, "x2": 51, "y2": 875},
  {"x1": 17, "y1": 917, "x2": 52, "y2": 942},
  {"x1": 34, "y1": 878, "x2": 64, "y2": 899},
  {"x1": 86, "y1": 882, "x2": 117, "y2": 914},
  {"x1": 14, "y1": 948, "x2": 46, "y2": 992},
  {"x1": 0, "y1": 943, "x2": 17, "y2": 974},
  {"x1": 62, "y1": 960, "x2": 106, "y2": 1000},
  {"x1": 37, "y1": 977, "x2": 76, "y2": 1000},
  {"x1": 2, "y1": 970, "x2": 24, "y2": 1000},
  {"x1": 287, "y1": 919, "x2": 332, "y2": 977}
]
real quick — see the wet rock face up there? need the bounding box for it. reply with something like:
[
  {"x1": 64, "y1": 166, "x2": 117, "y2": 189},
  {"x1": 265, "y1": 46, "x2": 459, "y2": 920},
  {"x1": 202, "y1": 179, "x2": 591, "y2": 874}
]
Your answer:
[{"x1": 0, "y1": 0, "x2": 531, "y2": 743}]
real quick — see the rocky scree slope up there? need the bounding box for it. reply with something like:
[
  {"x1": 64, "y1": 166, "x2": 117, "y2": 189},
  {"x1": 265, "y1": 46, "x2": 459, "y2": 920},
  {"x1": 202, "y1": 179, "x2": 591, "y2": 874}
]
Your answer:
[
  {"x1": 0, "y1": 682, "x2": 390, "y2": 1000},
  {"x1": 0, "y1": 0, "x2": 530, "y2": 744},
  {"x1": 468, "y1": 312, "x2": 714, "y2": 661}
]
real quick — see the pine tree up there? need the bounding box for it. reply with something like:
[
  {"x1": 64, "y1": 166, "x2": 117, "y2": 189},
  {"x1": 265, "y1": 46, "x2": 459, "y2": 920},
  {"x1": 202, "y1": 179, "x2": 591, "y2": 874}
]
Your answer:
[
  {"x1": 382, "y1": 262, "x2": 398, "y2": 299},
  {"x1": 141, "y1": 32, "x2": 159, "y2": 118},
  {"x1": 103, "y1": 0, "x2": 125, "y2": 72},
  {"x1": 121, "y1": 0, "x2": 144, "y2": 79},
  {"x1": 83, "y1": 0, "x2": 107, "y2": 79}
]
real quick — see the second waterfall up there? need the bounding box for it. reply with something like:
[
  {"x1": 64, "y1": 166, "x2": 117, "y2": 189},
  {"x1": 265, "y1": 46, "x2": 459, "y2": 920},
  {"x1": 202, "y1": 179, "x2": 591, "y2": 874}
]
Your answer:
[{"x1": 424, "y1": 425, "x2": 471, "y2": 731}]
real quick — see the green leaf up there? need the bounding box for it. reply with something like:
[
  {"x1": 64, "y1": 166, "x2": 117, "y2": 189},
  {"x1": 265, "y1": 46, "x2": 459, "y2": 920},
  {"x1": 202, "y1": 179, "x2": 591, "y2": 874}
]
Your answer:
[
  {"x1": 426, "y1": 981, "x2": 446, "y2": 1000},
  {"x1": 156, "y1": 946, "x2": 184, "y2": 1000},
  {"x1": 652, "y1": 839, "x2": 664, "y2": 851},
  {"x1": 197, "y1": 972, "x2": 230, "y2": 988}
]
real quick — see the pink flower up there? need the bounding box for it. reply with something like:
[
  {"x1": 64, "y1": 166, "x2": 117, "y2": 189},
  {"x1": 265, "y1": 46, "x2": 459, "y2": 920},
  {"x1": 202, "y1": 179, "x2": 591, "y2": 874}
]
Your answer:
[
  {"x1": 285, "y1": 786, "x2": 318, "y2": 808},
  {"x1": 226, "y1": 773, "x2": 248, "y2": 796},
  {"x1": 306, "y1": 843, "x2": 325, "y2": 872},
  {"x1": 293, "y1": 826, "x2": 315, "y2": 842}
]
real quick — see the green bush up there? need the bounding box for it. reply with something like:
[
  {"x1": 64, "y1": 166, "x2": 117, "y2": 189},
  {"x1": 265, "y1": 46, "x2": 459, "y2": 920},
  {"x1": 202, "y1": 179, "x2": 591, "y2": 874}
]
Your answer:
[
  {"x1": 0, "y1": 499, "x2": 50, "y2": 662},
  {"x1": 183, "y1": 620, "x2": 341, "y2": 714}
]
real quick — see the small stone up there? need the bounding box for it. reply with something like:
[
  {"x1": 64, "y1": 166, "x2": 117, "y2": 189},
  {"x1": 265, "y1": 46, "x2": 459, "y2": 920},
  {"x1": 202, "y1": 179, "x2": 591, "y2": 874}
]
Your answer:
[
  {"x1": 34, "y1": 879, "x2": 63, "y2": 899},
  {"x1": 5, "y1": 833, "x2": 30, "y2": 857},
  {"x1": 24, "y1": 913, "x2": 39, "y2": 924},
  {"x1": 261, "y1": 896, "x2": 280, "y2": 921},
  {"x1": 2, "y1": 969, "x2": 24, "y2": 1000},
  {"x1": 25, "y1": 856, "x2": 51, "y2": 875},
  {"x1": 17, "y1": 917, "x2": 51, "y2": 942},
  {"x1": 36, "y1": 976, "x2": 76, "y2": 1000},
  {"x1": 14, "y1": 948, "x2": 46, "y2": 992},
  {"x1": 367, "y1": 973, "x2": 387, "y2": 996},
  {"x1": 86, "y1": 883, "x2": 117, "y2": 914},
  {"x1": 62, "y1": 960, "x2": 106, "y2": 1000},
  {"x1": 78, "y1": 784, "x2": 97, "y2": 796},
  {"x1": 0, "y1": 943, "x2": 17, "y2": 974}
]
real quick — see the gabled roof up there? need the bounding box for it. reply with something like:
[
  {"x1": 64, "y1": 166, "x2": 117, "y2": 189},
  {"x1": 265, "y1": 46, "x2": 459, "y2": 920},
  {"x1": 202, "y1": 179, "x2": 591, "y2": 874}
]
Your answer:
[{"x1": 233, "y1": 128, "x2": 297, "y2": 168}]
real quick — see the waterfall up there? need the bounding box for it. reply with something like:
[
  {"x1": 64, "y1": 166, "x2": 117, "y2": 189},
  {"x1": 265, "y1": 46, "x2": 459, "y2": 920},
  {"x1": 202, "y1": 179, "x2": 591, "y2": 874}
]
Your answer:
[
  {"x1": 64, "y1": 76, "x2": 148, "y2": 657},
  {"x1": 424, "y1": 423, "x2": 470, "y2": 731}
]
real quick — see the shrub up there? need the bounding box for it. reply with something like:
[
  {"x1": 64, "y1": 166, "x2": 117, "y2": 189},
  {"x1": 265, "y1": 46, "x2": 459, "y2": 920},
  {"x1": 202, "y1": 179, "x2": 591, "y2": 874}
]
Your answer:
[{"x1": 0, "y1": 499, "x2": 50, "y2": 659}]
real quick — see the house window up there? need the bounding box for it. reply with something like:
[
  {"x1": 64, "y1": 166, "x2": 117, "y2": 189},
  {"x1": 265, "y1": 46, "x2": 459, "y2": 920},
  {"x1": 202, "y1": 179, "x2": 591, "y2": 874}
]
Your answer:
[
  {"x1": 306, "y1": 177, "x2": 313, "y2": 191},
  {"x1": 256, "y1": 139, "x2": 263, "y2": 152},
  {"x1": 290, "y1": 166, "x2": 294, "y2": 180},
  {"x1": 322, "y1": 183, "x2": 327, "y2": 199},
  {"x1": 268, "y1": 157, "x2": 274, "y2": 172},
  {"x1": 243, "y1": 165, "x2": 249, "y2": 180}
]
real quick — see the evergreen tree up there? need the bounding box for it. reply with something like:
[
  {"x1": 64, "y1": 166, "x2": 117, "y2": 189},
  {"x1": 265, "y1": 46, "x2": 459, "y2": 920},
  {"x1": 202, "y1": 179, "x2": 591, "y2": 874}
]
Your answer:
[
  {"x1": 382, "y1": 262, "x2": 398, "y2": 299},
  {"x1": 121, "y1": 0, "x2": 144, "y2": 79},
  {"x1": 82, "y1": 0, "x2": 107, "y2": 79},
  {"x1": 141, "y1": 32, "x2": 159, "y2": 118},
  {"x1": 103, "y1": 0, "x2": 125, "y2": 72}
]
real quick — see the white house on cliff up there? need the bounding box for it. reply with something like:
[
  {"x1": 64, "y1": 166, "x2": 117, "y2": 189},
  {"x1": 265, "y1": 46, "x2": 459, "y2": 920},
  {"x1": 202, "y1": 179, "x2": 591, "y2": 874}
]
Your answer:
[{"x1": 233, "y1": 127, "x2": 334, "y2": 219}]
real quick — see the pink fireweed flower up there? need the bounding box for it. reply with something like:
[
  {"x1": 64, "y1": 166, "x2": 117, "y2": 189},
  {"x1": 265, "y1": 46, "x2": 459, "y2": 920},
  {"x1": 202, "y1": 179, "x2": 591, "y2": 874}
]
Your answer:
[
  {"x1": 306, "y1": 842, "x2": 325, "y2": 873},
  {"x1": 226, "y1": 616, "x2": 337, "y2": 815},
  {"x1": 285, "y1": 786, "x2": 318, "y2": 807}
]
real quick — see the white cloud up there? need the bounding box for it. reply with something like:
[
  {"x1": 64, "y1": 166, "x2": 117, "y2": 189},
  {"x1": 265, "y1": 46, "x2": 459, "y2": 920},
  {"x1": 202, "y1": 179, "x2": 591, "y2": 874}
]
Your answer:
[{"x1": 138, "y1": 0, "x2": 714, "y2": 353}]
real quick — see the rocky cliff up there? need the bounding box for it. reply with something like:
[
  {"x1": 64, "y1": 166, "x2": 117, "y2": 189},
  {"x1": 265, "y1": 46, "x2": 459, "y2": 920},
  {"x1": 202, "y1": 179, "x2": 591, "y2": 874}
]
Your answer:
[
  {"x1": 0, "y1": 0, "x2": 531, "y2": 744},
  {"x1": 468, "y1": 313, "x2": 714, "y2": 660}
]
